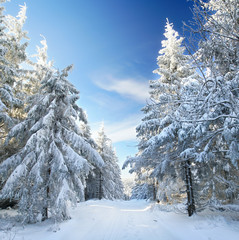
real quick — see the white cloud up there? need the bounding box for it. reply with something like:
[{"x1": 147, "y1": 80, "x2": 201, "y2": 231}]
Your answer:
[
  {"x1": 91, "y1": 113, "x2": 142, "y2": 143},
  {"x1": 93, "y1": 74, "x2": 149, "y2": 103}
]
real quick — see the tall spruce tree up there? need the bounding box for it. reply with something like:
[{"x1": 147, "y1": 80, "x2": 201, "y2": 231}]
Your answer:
[
  {"x1": 0, "y1": 65, "x2": 104, "y2": 223},
  {"x1": 124, "y1": 20, "x2": 199, "y2": 215}
]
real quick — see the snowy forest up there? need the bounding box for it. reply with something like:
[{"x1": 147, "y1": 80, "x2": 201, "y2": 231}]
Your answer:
[
  {"x1": 0, "y1": 0, "x2": 239, "y2": 231},
  {"x1": 124, "y1": 0, "x2": 239, "y2": 217}
]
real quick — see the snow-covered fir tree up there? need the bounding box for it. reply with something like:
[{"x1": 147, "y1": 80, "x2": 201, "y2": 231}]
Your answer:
[
  {"x1": 0, "y1": 2, "x2": 31, "y2": 167},
  {"x1": 86, "y1": 124, "x2": 124, "y2": 200},
  {"x1": 0, "y1": 65, "x2": 104, "y2": 223},
  {"x1": 4, "y1": 3, "x2": 29, "y2": 120},
  {"x1": 181, "y1": 0, "x2": 239, "y2": 207},
  {"x1": 124, "y1": 19, "x2": 200, "y2": 215},
  {"x1": 0, "y1": 2, "x2": 24, "y2": 150}
]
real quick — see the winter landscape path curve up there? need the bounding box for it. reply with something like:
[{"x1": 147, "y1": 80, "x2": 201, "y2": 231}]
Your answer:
[{"x1": 1, "y1": 199, "x2": 239, "y2": 240}]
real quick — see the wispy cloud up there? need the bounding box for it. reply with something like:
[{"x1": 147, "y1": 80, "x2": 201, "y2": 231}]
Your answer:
[
  {"x1": 91, "y1": 113, "x2": 143, "y2": 143},
  {"x1": 88, "y1": 92, "x2": 127, "y2": 112},
  {"x1": 93, "y1": 74, "x2": 149, "y2": 103}
]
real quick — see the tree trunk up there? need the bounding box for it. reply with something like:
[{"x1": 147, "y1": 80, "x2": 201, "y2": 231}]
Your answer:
[
  {"x1": 99, "y1": 171, "x2": 103, "y2": 200},
  {"x1": 84, "y1": 185, "x2": 88, "y2": 201},
  {"x1": 184, "y1": 159, "x2": 196, "y2": 216},
  {"x1": 42, "y1": 168, "x2": 51, "y2": 220},
  {"x1": 153, "y1": 179, "x2": 158, "y2": 201}
]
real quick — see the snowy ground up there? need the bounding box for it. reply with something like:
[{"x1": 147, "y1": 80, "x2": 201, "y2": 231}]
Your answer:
[{"x1": 0, "y1": 200, "x2": 239, "y2": 240}]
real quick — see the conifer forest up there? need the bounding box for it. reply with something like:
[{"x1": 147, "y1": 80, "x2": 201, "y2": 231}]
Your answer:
[{"x1": 0, "y1": 1, "x2": 239, "y2": 239}]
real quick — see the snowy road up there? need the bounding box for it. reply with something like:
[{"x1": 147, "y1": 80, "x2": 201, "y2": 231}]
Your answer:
[
  {"x1": 1, "y1": 200, "x2": 239, "y2": 240},
  {"x1": 63, "y1": 200, "x2": 176, "y2": 240}
]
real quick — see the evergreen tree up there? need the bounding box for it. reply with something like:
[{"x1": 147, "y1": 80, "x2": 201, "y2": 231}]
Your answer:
[
  {"x1": 86, "y1": 124, "x2": 124, "y2": 200},
  {"x1": 0, "y1": 2, "x2": 29, "y2": 163},
  {"x1": 124, "y1": 20, "x2": 199, "y2": 215},
  {"x1": 181, "y1": 0, "x2": 239, "y2": 207},
  {"x1": 0, "y1": 65, "x2": 104, "y2": 223},
  {"x1": 4, "y1": 2, "x2": 29, "y2": 120},
  {"x1": 0, "y1": 1, "x2": 22, "y2": 146}
]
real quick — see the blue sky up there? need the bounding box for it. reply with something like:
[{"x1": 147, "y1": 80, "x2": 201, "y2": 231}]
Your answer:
[{"x1": 5, "y1": 0, "x2": 194, "y2": 178}]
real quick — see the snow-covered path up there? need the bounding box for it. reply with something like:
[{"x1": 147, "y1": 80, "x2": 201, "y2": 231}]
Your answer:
[
  {"x1": 63, "y1": 200, "x2": 175, "y2": 240},
  {"x1": 1, "y1": 200, "x2": 239, "y2": 240}
]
